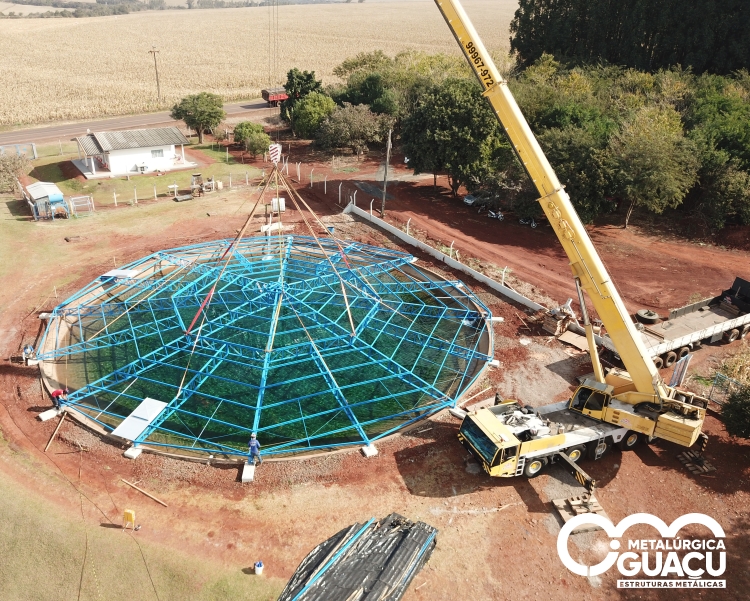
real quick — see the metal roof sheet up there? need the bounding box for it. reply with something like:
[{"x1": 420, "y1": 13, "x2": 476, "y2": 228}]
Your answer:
[
  {"x1": 75, "y1": 127, "x2": 190, "y2": 154},
  {"x1": 26, "y1": 182, "x2": 64, "y2": 201}
]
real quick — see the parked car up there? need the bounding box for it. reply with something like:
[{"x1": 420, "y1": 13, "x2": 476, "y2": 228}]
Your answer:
[{"x1": 463, "y1": 190, "x2": 492, "y2": 207}]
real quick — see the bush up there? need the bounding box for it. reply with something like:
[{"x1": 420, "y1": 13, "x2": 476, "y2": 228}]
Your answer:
[
  {"x1": 292, "y1": 92, "x2": 335, "y2": 139},
  {"x1": 0, "y1": 154, "x2": 30, "y2": 194},
  {"x1": 316, "y1": 104, "x2": 388, "y2": 156},
  {"x1": 722, "y1": 385, "x2": 750, "y2": 438},
  {"x1": 233, "y1": 122, "x2": 270, "y2": 158}
]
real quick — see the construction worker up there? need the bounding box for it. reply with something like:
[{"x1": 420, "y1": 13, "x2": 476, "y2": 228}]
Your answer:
[
  {"x1": 51, "y1": 388, "x2": 68, "y2": 409},
  {"x1": 248, "y1": 432, "x2": 262, "y2": 466}
]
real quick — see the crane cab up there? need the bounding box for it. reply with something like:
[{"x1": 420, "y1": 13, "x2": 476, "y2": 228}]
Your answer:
[{"x1": 568, "y1": 380, "x2": 614, "y2": 421}]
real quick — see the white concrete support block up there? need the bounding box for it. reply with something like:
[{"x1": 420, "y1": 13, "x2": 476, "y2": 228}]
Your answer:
[
  {"x1": 361, "y1": 444, "x2": 378, "y2": 458},
  {"x1": 123, "y1": 446, "x2": 142, "y2": 459},
  {"x1": 490, "y1": 316, "x2": 505, "y2": 323},
  {"x1": 489, "y1": 359, "x2": 501, "y2": 368},
  {"x1": 242, "y1": 462, "x2": 256, "y2": 483},
  {"x1": 449, "y1": 407, "x2": 467, "y2": 419},
  {"x1": 38, "y1": 408, "x2": 62, "y2": 422}
]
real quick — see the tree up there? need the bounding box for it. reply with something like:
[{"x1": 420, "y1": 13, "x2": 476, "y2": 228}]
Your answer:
[
  {"x1": 292, "y1": 92, "x2": 336, "y2": 139},
  {"x1": 233, "y1": 121, "x2": 271, "y2": 157},
  {"x1": 316, "y1": 104, "x2": 387, "y2": 156},
  {"x1": 538, "y1": 126, "x2": 614, "y2": 223},
  {"x1": 280, "y1": 68, "x2": 323, "y2": 122},
  {"x1": 0, "y1": 154, "x2": 29, "y2": 194},
  {"x1": 171, "y1": 93, "x2": 225, "y2": 144},
  {"x1": 723, "y1": 385, "x2": 750, "y2": 438},
  {"x1": 607, "y1": 106, "x2": 698, "y2": 227},
  {"x1": 510, "y1": 0, "x2": 750, "y2": 75},
  {"x1": 401, "y1": 78, "x2": 504, "y2": 196}
]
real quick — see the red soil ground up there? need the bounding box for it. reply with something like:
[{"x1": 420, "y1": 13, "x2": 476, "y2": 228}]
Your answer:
[{"x1": 2, "y1": 137, "x2": 749, "y2": 600}]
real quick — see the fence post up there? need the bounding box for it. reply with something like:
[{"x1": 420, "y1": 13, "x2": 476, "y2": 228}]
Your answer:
[
  {"x1": 91, "y1": 195, "x2": 95, "y2": 211},
  {"x1": 153, "y1": 185, "x2": 157, "y2": 200},
  {"x1": 370, "y1": 198, "x2": 374, "y2": 216},
  {"x1": 296, "y1": 162, "x2": 301, "y2": 182},
  {"x1": 406, "y1": 217, "x2": 411, "y2": 236},
  {"x1": 310, "y1": 168, "x2": 314, "y2": 188},
  {"x1": 353, "y1": 190, "x2": 357, "y2": 206},
  {"x1": 338, "y1": 182, "x2": 342, "y2": 205},
  {"x1": 113, "y1": 192, "x2": 117, "y2": 207},
  {"x1": 134, "y1": 187, "x2": 138, "y2": 205},
  {"x1": 229, "y1": 173, "x2": 232, "y2": 188}
]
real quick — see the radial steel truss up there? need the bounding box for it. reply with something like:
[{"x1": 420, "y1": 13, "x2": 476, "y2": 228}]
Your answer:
[{"x1": 38, "y1": 236, "x2": 493, "y2": 457}]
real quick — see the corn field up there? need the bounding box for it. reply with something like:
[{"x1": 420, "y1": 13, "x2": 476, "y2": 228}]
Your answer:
[{"x1": 0, "y1": 0, "x2": 515, "y2": 127}]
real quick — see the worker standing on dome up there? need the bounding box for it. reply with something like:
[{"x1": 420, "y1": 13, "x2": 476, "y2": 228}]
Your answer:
[{"x1": 248, "y1": 433, "x2": 262, "y2": 466}]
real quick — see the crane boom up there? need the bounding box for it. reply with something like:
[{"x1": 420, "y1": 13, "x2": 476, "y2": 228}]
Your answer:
[{"x1": 434, "y1": 0, "x2": 662, "y2": 395}]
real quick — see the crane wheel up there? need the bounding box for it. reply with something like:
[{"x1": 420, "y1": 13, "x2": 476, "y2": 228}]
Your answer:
[
  {"x1": 618, "y1": 431, "x2": 640, "y2": 451},
  {"x1": 663, "y1": 351, "x2": 677, "y2": 367},
  {"x1": 652, "y1": 356, "x2": 664, "y2": 369},
  {"x1": 724, "y1": 329, "x2": 740, "y2": 343},
  {"x1": 566, "y1": 445, "x2": 586, "y2": 463},
  {"x1": 678, "y1": 347, "x2": 690, "y2": 359},
  {"x1": 524, "y1": 457, "x2": 547, "y2": 478},
  {"x1": 741, "y1": 325, "x2": 750, "y2": 339}
]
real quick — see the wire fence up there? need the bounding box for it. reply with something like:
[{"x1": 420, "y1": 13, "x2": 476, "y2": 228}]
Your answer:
[{"x1": 708, "y1": 373, "x2": 743, "y2": 406}]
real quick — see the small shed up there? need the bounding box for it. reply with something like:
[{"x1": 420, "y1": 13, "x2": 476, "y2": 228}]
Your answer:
[
  {"x1": 73, "y1": 127, "x2": 193, "y2": 178},
  {"x1": 26, "y1": 182, "x2": 68, "y2": 220}
]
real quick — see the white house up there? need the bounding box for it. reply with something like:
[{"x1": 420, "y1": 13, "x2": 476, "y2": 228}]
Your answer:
[{"x1": 73, "y1": 127, "x2": 193, "y2": 178}]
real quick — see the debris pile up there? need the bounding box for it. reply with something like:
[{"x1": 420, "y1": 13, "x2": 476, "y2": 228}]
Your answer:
[{"x1": 278, "y1": 513, "x2": 437, "y2": 601}]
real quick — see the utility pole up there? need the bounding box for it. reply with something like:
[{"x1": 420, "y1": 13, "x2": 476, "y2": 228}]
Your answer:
[
  {"x1": 148, "y1": 46, "x2": 161, "y2": 101},
  {"x1": 380, "y1": 128, "x2": 392, "y2": 217}
]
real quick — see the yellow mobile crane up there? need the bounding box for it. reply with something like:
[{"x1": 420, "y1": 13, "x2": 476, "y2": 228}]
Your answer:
[{"x1": 433, "y1": 0, "x2": 710, "y2": 479}]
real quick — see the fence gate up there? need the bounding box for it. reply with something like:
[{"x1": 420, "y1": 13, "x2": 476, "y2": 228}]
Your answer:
[
  {"x1": 708, "y1": 373, "x2": 743, "y2": 407},
  {"x1": 69, "y1": 195, "x2": 94, "y2": 216}
]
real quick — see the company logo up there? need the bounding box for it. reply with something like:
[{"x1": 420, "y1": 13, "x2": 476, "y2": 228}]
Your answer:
[{"x1": 557, "y1": 513, "x2": 726, "y2": 589}]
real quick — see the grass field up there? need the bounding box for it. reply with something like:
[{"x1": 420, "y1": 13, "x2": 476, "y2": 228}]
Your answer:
[
  {"x1": 0, "y1": 0, "x2": 517, "y2": 127},
  {"x1": 0, "y1": 442, "x2": 284, "y2": 601},
  {"x1": 25, "y1": 142, "x2": 263, "y2": 209}
]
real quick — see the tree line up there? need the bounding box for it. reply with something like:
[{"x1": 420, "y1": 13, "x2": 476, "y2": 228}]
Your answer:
[
  {"x1": 510, "y1": 0, "x2": 750, "y2": 76},
  {"x1": 281, "y1": 50, "x2": 750, "y2": 234}
]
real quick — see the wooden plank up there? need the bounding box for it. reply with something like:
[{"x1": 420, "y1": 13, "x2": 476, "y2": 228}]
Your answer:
[
  {"x1": 44, "y1": 412, "x2": 66, "y2": 453},
  {"x1": 121, "y1": 478, "x2": 168, "y2": 507}
]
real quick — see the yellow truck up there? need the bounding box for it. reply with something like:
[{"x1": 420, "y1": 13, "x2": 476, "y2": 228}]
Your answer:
[{"x1": 433, "y1": 0, "x2": 711, "y2": 479}]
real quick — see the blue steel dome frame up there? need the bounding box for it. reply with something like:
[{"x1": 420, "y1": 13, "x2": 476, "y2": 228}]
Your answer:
[{"x1": 37, "y1": 236, "x2": 493, "y2": 458}]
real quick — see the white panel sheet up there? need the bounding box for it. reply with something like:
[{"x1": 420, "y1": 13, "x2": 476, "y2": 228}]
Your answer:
[{"x1": 110, "y1": 397, "x2": 168, "y2": 442}]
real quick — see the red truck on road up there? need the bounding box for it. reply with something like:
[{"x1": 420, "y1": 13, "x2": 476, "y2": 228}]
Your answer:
[{"x1": 262, "y1": 87, "x2": 288, "y2": 107}]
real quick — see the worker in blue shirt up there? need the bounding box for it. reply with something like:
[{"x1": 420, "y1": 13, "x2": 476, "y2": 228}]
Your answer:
[{"x1": 248, "y1": 432, "x2": 262, "y2": 465}]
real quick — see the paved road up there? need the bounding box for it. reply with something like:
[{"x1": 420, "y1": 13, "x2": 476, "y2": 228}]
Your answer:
[{"x1": 0, "y1": 100, "x2": 273, "y2": 146}]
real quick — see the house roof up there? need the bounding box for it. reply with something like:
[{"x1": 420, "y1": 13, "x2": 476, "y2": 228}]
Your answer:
[
  {"x1": 27, "y1": 181, "x2": 64, "y2": 201},
  {"x1": 75, "y1": 127, "x2": 190, "y2": 155}
]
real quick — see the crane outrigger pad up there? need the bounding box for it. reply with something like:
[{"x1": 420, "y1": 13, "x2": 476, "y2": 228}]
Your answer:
[
  {"x1": 552, "y1": 495, "x2": 611, "y2": 534},
  {"x1": 677, "y1": 450, "x2": 716, "y2": 475}
]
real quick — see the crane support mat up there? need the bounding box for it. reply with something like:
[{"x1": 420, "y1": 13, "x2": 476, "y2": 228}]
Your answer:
[
  {"x1": 677, "y1": 450, "x2": 716, "y2": 474},
  {"x1": 552, "y1": 495, "x2": 610, "y2": 534},
  {"x1": 277, "y1": 513, "x2": 437, "y2": 601}
]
